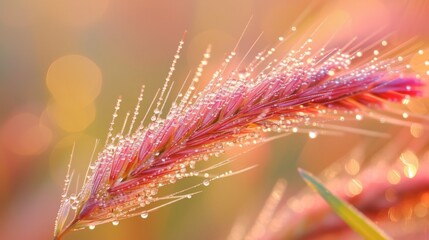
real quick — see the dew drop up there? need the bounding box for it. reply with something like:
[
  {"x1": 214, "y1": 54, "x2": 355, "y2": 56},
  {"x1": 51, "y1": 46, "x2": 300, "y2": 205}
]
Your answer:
[
  {"x1": 355, "y1": 114, "x2": 363, "y2": 121},
  {"x1": 308, "y1": 131, "x2": 317, "y2": 139},
  {"x1": 89, "y1": 225, "x2": 95, "y2": 230},
  {"x1": 140, "y1": 211, "x2": 149, "y2": 219},
  {"x1": 112, "y1": 220, "x2": 119, "y2": 226},
  {"x1": 203, "y1": 179, "x2": 210, "y2": 186}
]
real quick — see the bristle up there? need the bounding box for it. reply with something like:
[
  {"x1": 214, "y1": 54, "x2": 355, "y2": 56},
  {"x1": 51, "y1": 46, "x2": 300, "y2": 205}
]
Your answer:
[{"x1": 53, "y1": 31, "x2": 426, "y2": 239}]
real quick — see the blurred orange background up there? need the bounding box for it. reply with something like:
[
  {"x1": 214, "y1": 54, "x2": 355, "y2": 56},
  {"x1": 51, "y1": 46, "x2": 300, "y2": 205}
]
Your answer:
[{"x1": 0, "y1": 0, "x2": 428, "y2": 239}]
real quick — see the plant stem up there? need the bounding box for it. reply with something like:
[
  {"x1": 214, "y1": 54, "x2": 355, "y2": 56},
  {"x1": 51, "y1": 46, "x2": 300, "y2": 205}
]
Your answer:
[{"x1": 53, "y1": 219, "x2": 78, "y2": 240}]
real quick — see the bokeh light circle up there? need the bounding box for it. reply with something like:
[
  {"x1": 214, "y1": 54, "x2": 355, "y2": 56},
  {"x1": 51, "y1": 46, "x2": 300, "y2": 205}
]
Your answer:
[
  {"x1": 45, "y1": 102, "x2": 96, "y2": 132},
  {"x1": 46, "y1": 54, "x2": 102, "y2": 108}
]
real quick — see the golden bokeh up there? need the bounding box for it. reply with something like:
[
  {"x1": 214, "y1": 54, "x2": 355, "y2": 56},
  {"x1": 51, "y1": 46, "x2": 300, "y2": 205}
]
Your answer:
[
  {"x1": 46, "y1": 54, "x2": 102, "y2": 108},
  {"x1": 387, "y1": 169, "x2": 401, "y2": 185},
  {"x1": 45, "y1": 101, "x2": 96, "y2": 132}
]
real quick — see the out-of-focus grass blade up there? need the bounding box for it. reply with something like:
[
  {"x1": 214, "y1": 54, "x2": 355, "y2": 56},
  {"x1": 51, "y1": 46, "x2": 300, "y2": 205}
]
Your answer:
[{"x1": 298, "y1": 168, "x2": 391, "y2": 240}]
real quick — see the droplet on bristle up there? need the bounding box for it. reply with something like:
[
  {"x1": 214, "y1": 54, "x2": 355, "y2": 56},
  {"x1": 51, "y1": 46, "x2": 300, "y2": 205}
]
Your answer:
[
  {"x1": 278, "y1": 36, "x2": 284, "y2": 41},
  {"x1": 402, "y1": 112, "x2": 409, "y2": 119},
  {"x1": 356, "y1": 52, "x2": 362, "y2": 57},
  {"x1": 418, "y1": 49, "x2": 424, "y2": 55},
  {"x1": 203, "y1": 179, "x2": 210, "y2": 186},
  {"x1": 308, "y1": 131, "x2": 317, "y2": 139},
  {"x1": 112, "y1": 220, "x2": 119, "y2": 226},
  {"x1": 381, "y1": 40, "x2": 388, "y2": 46},
  {"x1": 402, "y1": 97, "x2": 410, "y2": 105},
  {"x1": 397, "y1": 56, "x2": 403, "y2": 62},
  {"x1": 89, "y1": 225, "x2": 95, "y2": 230},
  {"x1": 140, "y1": 211, "x2": 149, "y2": 219},
  {"x1": 373, "y1": 50, "x2": 379, "y2": 56},
  {"x1": 355, "y1": 114, "x2": 363, "y2": 121},
  {"x1": 291, "y1": 26, "x2": 297, "y2": 31}
]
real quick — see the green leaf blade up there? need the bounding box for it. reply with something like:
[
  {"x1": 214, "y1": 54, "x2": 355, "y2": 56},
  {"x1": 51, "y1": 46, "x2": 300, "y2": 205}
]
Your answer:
[{"x1": 298, "y1": 168, "x2": 391, "y2": 240}]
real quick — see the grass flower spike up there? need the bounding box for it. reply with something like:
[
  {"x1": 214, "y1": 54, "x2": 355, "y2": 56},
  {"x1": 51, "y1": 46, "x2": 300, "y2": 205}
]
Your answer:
[{"x1": 53, "y1": 31, "x2": 425, "y2": 239}]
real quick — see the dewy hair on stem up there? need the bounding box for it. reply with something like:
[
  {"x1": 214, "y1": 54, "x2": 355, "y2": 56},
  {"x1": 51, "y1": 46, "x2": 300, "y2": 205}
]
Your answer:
[{"x1": 53, "y1": 26, "x2": 426, "y2": 239}]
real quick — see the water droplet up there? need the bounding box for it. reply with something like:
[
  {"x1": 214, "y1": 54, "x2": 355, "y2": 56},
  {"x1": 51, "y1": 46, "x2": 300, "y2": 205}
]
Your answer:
[
  {"x1": 355, "y1": 114, "x2": 363, "y2": 121},
  {"x1": 308, "y1": 131, "x2": 317, "y2": 139},
  {"x1": 89, "y1": 225, "x2": 95, "y2": 230},
  {"x1": 203, "y1": 179, "x2": 210, "y2": 186},
  {"x1": 140, "y1": 211, "x2": 149, "y2": 219},
  {"x1": 112, "y1": 220, "x2": 119, "y2": 226}
]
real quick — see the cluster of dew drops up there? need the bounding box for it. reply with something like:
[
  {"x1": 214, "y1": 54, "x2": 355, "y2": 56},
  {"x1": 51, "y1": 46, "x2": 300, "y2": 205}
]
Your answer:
[{"x1": 85, "y1": 26, "x2": 429, "y2": 231}]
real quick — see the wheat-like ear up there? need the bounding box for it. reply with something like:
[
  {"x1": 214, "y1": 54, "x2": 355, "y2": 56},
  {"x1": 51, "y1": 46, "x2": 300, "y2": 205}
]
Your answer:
[{"x1": 53, "y1": 31, "x2": 425, "y2": 239}]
